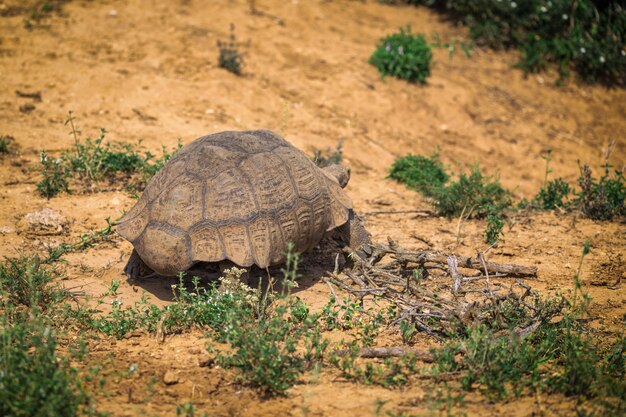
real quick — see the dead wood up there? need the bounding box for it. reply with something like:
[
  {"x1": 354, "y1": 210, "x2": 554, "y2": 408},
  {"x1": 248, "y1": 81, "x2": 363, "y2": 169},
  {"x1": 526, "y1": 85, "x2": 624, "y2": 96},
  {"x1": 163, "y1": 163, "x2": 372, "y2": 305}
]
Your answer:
[
  {"x1": 333, "y1": 347, "x2": 435, "y2": 362},
  {"x1": 326, "y1": 238, "x2": 557, "y2": 339}
]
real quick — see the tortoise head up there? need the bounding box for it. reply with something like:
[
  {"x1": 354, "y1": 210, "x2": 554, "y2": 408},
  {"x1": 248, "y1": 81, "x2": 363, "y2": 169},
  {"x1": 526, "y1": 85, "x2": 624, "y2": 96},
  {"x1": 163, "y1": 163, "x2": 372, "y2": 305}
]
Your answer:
[{"x1": 322, "y1": 164, "x2": 350, "y2": 188}]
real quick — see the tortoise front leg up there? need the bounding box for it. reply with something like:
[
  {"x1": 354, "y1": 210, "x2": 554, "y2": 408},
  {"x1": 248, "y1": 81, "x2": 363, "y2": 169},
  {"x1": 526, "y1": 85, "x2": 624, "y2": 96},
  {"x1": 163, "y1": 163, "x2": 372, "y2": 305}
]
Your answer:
[
  {"x1": 335, "y1": 209, "x2": 372, "y2": 259},
  {"x1": 124, "y1": 249, "x2": 156, "y2": 281}
]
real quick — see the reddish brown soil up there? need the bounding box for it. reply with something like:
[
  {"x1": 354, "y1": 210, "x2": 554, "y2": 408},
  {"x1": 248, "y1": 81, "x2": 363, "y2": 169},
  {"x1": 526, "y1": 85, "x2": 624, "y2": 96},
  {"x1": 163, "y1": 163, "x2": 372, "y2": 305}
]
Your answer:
[{"x1": 1, "y1": 0, "x2": 624, "y2": 416}]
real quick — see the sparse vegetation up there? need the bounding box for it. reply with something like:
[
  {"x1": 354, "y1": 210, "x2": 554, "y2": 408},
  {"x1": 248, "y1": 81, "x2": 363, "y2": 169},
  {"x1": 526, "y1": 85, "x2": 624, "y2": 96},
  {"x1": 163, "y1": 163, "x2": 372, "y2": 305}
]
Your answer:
[
  {"x1": 390, "y1": 155, "x2": 511, "y2": 218},
  {"x1": 217, "y1": 24, "x2": 244, "y2": 76},
  {"x1": 23, "y1": 0, "x2": 64, "y2": 29},
  {"x1": 399, "y1": 0, "x2": 626, "y2": 86},
  {"x1": 370, "y1": 27, "x2": 433, "y2": 83},
  {"x1": 312, "y1": 138, "x2": 344, "y2": 168},
  {"x1": 0, "y1": 135, "x2": 14, "y2": 155},
  {"x1": 0, "y1": 254, "x2": 64, "y2": 311},
  {"x1": 37, "y1": 112, "x2": 181, "y2": 198},
  {"x1": 388, "y1": 153, "x2": 449, "y2": 197},
  {"x1": 82, "y1": 249, "x2": 328, "y2": 396},
  {"x1": 0, "y1": 314, "x2": 91, "y2": 417},
  {"x1": 431, "y1": 167, "x2": 511, "y2": 218},
  {"x1": 577, "y1": 162, "x2": 626, "y2": 220}
]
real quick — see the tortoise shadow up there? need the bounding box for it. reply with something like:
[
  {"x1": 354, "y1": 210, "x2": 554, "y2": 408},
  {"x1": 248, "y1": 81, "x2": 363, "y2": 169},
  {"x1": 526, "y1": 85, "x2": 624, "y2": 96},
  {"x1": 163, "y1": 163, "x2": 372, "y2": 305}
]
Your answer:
[{"x1": 128, "y1": 237, "x2": 345, "y2": 302}]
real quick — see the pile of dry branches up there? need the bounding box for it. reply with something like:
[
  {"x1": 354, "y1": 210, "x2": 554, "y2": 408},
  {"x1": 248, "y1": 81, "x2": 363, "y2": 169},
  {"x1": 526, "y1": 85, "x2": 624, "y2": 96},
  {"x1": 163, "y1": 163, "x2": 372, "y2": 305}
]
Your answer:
[{"x1": 325, "y1": 238, "x2": 564, "y2": 342}]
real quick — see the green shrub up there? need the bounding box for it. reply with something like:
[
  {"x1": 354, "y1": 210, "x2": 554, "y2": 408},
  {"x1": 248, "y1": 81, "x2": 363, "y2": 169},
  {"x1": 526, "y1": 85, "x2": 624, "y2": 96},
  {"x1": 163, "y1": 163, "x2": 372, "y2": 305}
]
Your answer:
[
  {"x1": 431, "y1": 166, "x2": 511, "y2": 218},
  {"x1": 369, "y1": 27, "x2": 433, "y2": 83},
  {"x1": 0, "y1": 254, "x2": 64, "y2": 311},
  {"x1": 390, "y1": 155, "x2": 511, "y2": 217},
  {"x1": 217, "y1": 24, "x2": 244, "y2": 75},
  {"x1": 37, "y1": 150, "x2": 70, "y2": 199},
  {"x1": 0, "y1": 315, "x2": 89, "y2": 417},
  {"x1": 215, "y1": 298, "x2": 321, "y2": 395},
  {"x1": 534, "y1": 178, "x2": 571, "y2": 209},
  {"x1": 388, "y1": 153, "x2": 449, "y2": 197},
  {"x1": 403, "y1": 0, "x2": 626, "y2": 85},
  {"x1": 577, "y1": 163, "x2": 626, "y2": 220}
]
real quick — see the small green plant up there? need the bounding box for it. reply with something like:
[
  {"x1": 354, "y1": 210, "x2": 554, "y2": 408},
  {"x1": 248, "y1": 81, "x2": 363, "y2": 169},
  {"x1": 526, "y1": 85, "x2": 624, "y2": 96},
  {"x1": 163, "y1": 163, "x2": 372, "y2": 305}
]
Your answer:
[
  {"x1": 217, "y1": 24, "x2": 244, "y2": 75},
  {"x1": 37, "y1": 150, "x2": 70, "y2": 198},
  {"x1": 0, "y1": 135, "x2": 14, "y2": 154},
  {"x1": 484, "y1": 213, "x2": 504, "y2": 245},
  {"x1": 577, "y1": 163, "x2": 625, "y2": 220},
  {"x1": 312, "y1": 138, "x2": 343, "y2": 168},
  {"x1": 330, "y1": 342, "x2": 419, "y2": 388},
  {"x1": 535, "y1": 178, "x2": 571, "y2": 210},
  {"x1": 176, "y1": 401, "x2": 208, "y2": 417},
  {"x1": 23, "y1": 0, "x2": 59, "y2": 29},
  {"x1": 432, "y1": 166, "x2": 511, "y2": 218},
  {"x1": 399, "y1": 320, "x2": 417, "y2": 344},
  {"x1": 0, "y1": 254, "x2": 65, "y2": 311},
  {"x1": 44, "y1": 218, "x2": 116, "y2": 264},
  {"x1": 532, "y1": 150, "x2": 571, "y2": 209},
  {"x1": 431, "y1": 32, "x2": 474, "y2": 58},
  {"x1": 388, "y1": 153, "x2": 449, "y2": 197},
  {"x1": 369, "y1": 27, "x2": 433, "y2": 83}
]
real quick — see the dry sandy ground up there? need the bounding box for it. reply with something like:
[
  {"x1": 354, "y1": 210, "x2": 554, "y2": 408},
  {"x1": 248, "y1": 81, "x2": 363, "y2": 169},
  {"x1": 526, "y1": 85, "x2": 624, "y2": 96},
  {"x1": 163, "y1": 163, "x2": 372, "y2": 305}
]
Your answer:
[{"x1": 0, "y1": 0, "x2": 625, "y2": 416}]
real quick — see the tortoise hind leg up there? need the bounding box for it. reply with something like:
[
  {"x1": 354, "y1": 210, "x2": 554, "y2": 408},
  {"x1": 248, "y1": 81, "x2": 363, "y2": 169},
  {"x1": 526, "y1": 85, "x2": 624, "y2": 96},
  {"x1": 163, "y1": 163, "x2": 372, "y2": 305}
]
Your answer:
[{"x1": 124, "y1": 249, "x2": 156, "y2": 281}]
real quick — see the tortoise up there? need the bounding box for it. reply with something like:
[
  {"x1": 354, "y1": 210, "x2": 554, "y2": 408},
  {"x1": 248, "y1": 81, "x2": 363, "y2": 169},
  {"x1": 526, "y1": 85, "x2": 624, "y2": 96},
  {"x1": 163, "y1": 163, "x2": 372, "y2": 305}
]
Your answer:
[{"x1": 117, "y1": 130, "x2": 371, "y2": 279}]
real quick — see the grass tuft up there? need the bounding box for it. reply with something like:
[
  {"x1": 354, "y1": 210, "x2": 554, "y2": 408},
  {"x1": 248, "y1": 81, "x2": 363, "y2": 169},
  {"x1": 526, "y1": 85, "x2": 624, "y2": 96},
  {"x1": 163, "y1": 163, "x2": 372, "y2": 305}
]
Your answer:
[{"x1": 217, "y1": 24, "x2": 244, "y2": 75}]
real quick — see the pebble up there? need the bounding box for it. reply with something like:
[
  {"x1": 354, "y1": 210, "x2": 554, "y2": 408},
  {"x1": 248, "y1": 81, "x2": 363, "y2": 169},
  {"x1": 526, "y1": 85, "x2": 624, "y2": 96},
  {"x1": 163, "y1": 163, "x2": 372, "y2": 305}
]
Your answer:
[{"x1": 163, "y1": 371, "x2": 179, "y2": 385}]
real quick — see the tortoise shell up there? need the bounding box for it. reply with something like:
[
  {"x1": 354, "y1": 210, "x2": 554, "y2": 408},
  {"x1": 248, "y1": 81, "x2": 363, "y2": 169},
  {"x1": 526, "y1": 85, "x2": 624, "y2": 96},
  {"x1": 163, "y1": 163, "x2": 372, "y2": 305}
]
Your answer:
[{"x1": 116, "y1": 130, "x2": 352, "y2": 275}]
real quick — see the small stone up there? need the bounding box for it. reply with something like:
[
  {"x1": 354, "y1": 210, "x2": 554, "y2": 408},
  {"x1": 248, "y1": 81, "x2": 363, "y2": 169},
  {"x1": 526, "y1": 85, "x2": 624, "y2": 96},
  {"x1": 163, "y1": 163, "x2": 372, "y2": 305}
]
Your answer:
[
  {"x1": 163, "y1": 371, "x2": 179, "y2": 385},
  {"x1": 18, "y1": 208, "x2": 68, "y2": 236},
  {"x1": 0, "y1": 226, "x2": 15, "y2": 234},
  {"x1": 198, "y1": 355, "x2": 214, "y2": 368},
  {"x1": 19, "y1": 104, "x2": 35, "y2": 113}
]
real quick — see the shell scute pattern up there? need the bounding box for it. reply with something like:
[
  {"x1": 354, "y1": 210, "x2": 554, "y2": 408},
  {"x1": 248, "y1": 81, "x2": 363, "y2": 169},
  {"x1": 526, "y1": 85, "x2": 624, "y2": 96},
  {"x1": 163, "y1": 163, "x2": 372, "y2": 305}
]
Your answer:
[
  {"x1": 149, "y1": 175, "x2": 204, "y2": 231},
  {"x1": 240, "y1": 152, "x2": 299, "y2": 213},
  {"x1": 189, "y1": 224, "x2": 224, "y2": 262},
  {"x1": 204, "y1": 168, "x2": 259, "y2": 223},
  {"x1": 117, "y1": 130, "x2": 352, "y2": 273}
]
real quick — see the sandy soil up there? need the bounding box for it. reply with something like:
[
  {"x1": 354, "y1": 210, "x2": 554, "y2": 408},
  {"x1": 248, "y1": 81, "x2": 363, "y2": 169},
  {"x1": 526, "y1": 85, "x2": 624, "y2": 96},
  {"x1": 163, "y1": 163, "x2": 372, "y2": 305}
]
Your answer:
[{"x1": 1, "y1": 0, "x2": 625, "y2": 416}]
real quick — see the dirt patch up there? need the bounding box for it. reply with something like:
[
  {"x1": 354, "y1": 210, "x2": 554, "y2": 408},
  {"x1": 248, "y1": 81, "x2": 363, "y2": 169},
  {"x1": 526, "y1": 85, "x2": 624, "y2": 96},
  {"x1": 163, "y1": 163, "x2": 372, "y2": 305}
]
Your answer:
[{"x1": 1, "y1": 0, "x2": 625, "y2": 416}]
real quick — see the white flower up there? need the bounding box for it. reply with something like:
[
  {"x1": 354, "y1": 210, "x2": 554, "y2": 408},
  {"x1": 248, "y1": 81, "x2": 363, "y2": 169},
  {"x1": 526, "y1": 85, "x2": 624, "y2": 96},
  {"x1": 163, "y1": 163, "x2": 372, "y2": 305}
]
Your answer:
[
  {"x1": 511, "y1": 2, "x2": 517, "y2": 8},
  {"x1": 540, "y1": 6, "x2": 547, "y2": 12},
  {"x1": 562, "y1": 14, "x2": 568, "y2": 20},
  {"x1": 580, "y1": 47, "x2": 586, "y2": 54},
  {"x1": 385, "y1": 43, "x2": 391, "y2": 52},
  {"x1": 622, "y1": 50, "x2": 625, "y2": 56},
  {"x1": 599, "y1": 56, "x2": 605, "y2": 63},
  {"x1": 398, "y1": 46, "x2": 404, "y2": 55}
]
